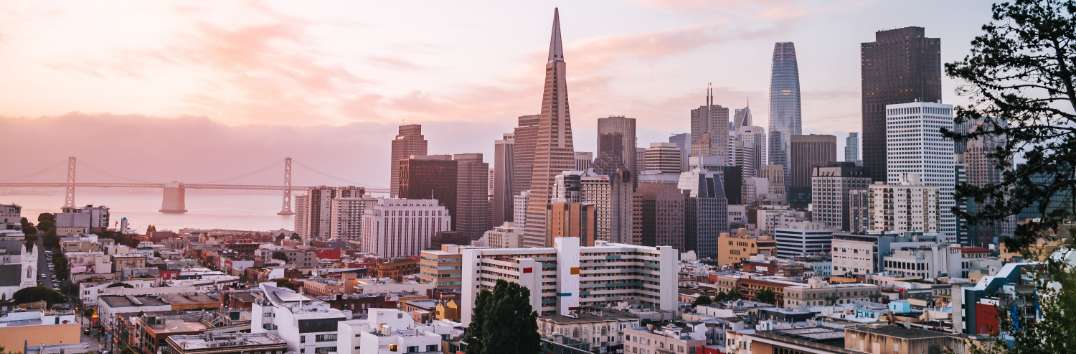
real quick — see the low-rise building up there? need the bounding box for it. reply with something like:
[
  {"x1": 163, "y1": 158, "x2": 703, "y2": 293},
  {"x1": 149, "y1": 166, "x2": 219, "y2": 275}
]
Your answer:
[
  {"x1": 717, "y1": 230, "x2": 775, "y2": 267},
  {"x1": 251, "y1": 284, "x2": 347, "y2": 354},
  {"x1": 0, "y1": 310, "x2": 80, "y2": 354},
  {"x1": 418, "y1": 245, "x2": 467, "y2": 292},
  {"x1": 774, "y1": 222, "x2": 833, "y2": 259},
  {"x1": 538, "y1": 309, "x2": 639, "y2": 354},
  {"x1": 336, "y1": 308, "x2": 442, "y2": 354},
  {"x1": 844, "y1": 325, "x2": 966, "y2": 354},
  {"x1": 782, "y1": 279, "x2": 881, "y2": 308},
  {"x1": 622, "y1": 323, "x2": 706, "y2": 354},
  {"x1": 166, "y1": 332, "x2": 288, "y2": 354}
]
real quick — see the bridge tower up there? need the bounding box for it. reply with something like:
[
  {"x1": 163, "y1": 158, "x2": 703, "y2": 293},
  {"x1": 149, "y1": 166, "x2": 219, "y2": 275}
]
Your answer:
[
  {"x1": 64, "y1": 156, "x2": 76, "y2": 209},
  {"x1": 160, "y1": 181, "x2": 188, "y2": 213},
  {"x1": 278, "y1": 157, "x2": 294, "y2": 215}
]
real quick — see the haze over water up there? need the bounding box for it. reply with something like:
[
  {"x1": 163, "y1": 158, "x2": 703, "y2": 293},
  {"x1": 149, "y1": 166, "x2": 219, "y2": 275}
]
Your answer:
[{"x1": 1, "y1": 189, "x2": 294, "y2": 232}]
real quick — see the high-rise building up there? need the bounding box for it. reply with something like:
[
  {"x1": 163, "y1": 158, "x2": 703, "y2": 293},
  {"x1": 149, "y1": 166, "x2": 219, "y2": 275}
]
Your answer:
[
  {"x1": 848, "y1": 189, "x2": 870, "y2": 233},
  {"x1": 329, "y1": 196, "x2": 376, "y2": 244},
  {"x1": 668, "y1": 133, "x2": 691, "y2": 172},
  {"x1": 811, "y1": 162, "x2": 872, "y2": 231},
  {"x1": 596, "y1": 116, "x2": 637, "y2": 176},
  {"x1": 774, "y1": 221, "x2": 832, "y2": 259},
  {"x1": 789, "y1": 134, "x2": 837, "y2": 208},
  {"x1": 886, "y1": 102, "x2": 956, "y2": 241},
  {"x1": 295, "y1": 186, "x2": 365, "y2": 241},
  {"x1": 512, "y1": 115, "x2": 540, "y2": 199},
  {"x1": 845, "y1": 132, "x2": 860, "y2": 163},
  {"x1": 513, "y1": 190, "x2": 530, "y2": 232},
  {"x1": 762, "y1": 164, "x2": 787, "y2": 204},
  {"x1": 492, "y1": 133, "x2": 515, "y2": 226},
  {"x1": 690, "y1": 85, "x2": 730, "y2": 166},
  {"x1": 361, "y1": 198, "x2": 452, "y2": 259},
  {"x1": 460, "y1": 237, "x2": 678, "y2": 324},
  {"x1": 398, "y1": 155, "x2": 458, "y2": 229},
  {"x1": 721, "y1": 166, "x2": 744, "y2": 205},
  {"x1": 524, "y1": 9, "x2": 577, "y2": 247},
  {"x1": 961, "y1": 118, "x2": 1015, "y2": 244},
  {"x1": 390, "y1": 124, "x2": 428, "y2": 197},
  {"x1": 868, "y1": 174, "x2": 940, "y2": 234},
  {"x1": 553, "y1": 170, "x2": 635, "y2": 244},
  {"x1": 768, "y1": 42, "x2": 802, "y2": 184},
  {"x1": 861, "y1": 27, "x2": 942, "y2": 182},
  {"x1": 638, "y1": 179, "x2": 685, "y2": 249},
  {"x1": 574, "y1": 151, "x2": 593, "y2": 171},
  {"x1": 733, "y1": 103, "x2": 753, "y2": 129},
  {"x1": 679, "y1": 162, "x2": 729, "y2": 259},
  {"x1": 548, "y1": 201, "x2": 596, "y2": 246},
  {"x1": 454, "y1": 153, "x2": 490, "y2": 240},
  {"x1": 643, "y1": 142, "x2": 683, "y2": 174},
  {"x1": 734, "y1": 125, "x2": 767, "y2": 177}
]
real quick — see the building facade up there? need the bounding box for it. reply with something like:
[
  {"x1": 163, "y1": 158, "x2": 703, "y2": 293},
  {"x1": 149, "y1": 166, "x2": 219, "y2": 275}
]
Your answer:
[
  {"x1": 886, "y1": 102, "x2": 956, "y2": 241},
  {"x1": 869, "y1": 174, "x2": 940, "y2": 234},
  {"x1": 453, "y1": 153, "x2": 490, "y2": 240},
  {"x1": 360, "y1": 199, "x2": 452, "y2": 259},
  {"x1": 774, "y1": 221, "x2": 833, "y2": 259},
  {"x1": 390, "y1": 124, "x2": 429, "y2": 197},
  {"x1": 811, "y1": 162, "x2": 871, "y2": 231},
  {"x1": 768, "y1": 42, "x2": 802, "y2": 187},
  {"x1": 788, "y1": 134, "x2": 836, "y2": 207}
]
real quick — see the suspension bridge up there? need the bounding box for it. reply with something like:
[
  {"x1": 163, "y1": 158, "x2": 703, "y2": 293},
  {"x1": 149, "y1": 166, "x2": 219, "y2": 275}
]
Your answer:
[{"x1": 0, "y1": 157, "x2": 387, "y2": 215}]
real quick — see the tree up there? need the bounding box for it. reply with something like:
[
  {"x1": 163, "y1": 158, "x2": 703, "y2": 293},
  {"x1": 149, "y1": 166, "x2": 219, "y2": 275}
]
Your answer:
[
  {"x1": 13, "y1": 286, "x2": 66, "y2": 305},
  {"x1": 693, "y1": 295, "x2": 713, "y2": 306},
  {"x1": 945, "y1": 0, "x2": 1076, "y2": 352},
  {"x1": 756, "y1": 289, "x2": 777, "y2": 305},
  {"x1": 464, "y1": 280, "x2": 539, "y2": 354}
]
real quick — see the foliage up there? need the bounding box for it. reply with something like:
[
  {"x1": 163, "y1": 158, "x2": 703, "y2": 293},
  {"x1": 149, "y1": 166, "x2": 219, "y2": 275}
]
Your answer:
[
  {"x1": 97, "y1": 230, "x2": 139, "y2": 248},
  {"x1": 464, "y1": 280, "x2": 540, "y2": 354},
  {"x1": 13, "y1": 286, "x2": 66, "y2": 305},
  {"x1": 20, "y1": 217, "x2": 36, "y2": 252},
  {"x1": 692, "y1": 295, "x2": 712, "y2": 306},
  {"x1": 715, "y1": 289, "x2": 742, "y2": 302},
  {"x1": 52, "y1": 252, "x2": 70, "y2": 282},
  {"x1": 945, "y1": 0, "x2": 1076, "y2": 352},
  {"x1": 755, "y1": 289, "x2": 777, "y2": 305}
]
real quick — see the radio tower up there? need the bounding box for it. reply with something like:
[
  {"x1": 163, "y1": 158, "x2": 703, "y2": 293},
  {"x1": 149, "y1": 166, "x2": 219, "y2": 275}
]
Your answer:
[
  {"x1": 278, "y1": 157, "x2": 294, "y2": 215},
  {"x1": 64, "y1": 156, "x2": 77, "y2": 209}
]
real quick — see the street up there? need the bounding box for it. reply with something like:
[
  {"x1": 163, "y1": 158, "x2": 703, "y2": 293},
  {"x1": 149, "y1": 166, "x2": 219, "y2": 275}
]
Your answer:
[{"x1": 36, "y1": 238, "x2": 58, "y2": 289}]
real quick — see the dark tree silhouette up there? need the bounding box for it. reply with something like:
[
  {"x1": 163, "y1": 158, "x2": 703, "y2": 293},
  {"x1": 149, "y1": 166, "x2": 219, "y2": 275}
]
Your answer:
[
  {"x1": 464, "y1": 280, "x2": 539, "y2": 354},
  {"x1": 945, "y1": 0, "x2": 1076, "y2": 352}
]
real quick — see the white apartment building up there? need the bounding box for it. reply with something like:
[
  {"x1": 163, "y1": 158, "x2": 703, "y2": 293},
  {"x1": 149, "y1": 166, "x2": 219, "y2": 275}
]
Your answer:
[
  {"x1": 460, "y1": 237, "x2": 678, "y2": 324},
  {"x1": 886, "y1": 102, "x2": 957, "y2": 241},
  {"x1": 252, "y1": 284, "x2": 347, "y2": 354},
  {"x1": 360, "y1": 198, "x2": 451, "y2": 259},
  {"x1": 337, "y1": 309, "x2": 441, "y2": 354},
  {"x1": 774, "y1": 222, "x2": 833, "y2": 259},
  {"x1": 810, "y1": 164, "x2": 871, "y2": 232},
  {"x1": 868, "y1": 174, "x2": 940, "y2": 234},
  {"x1": 513, "y1": 190, "x2": 530, "y2": 231},
  {"x1": 831, "y1": 234, "x2": 880, "y2": 277},
  {"x1": 330, "y1": 197, "x2": 376, "y2": 243},
  {"x1": 756, "y1": 207, "x2": 807, "y2": 232},
  {"x1": 476, "y1": 222, "x2": 522, "y2": 248}
]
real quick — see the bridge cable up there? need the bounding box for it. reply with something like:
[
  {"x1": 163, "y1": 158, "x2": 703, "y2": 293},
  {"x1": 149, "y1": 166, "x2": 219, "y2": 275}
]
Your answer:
[
  {"x1": 78, "y1": 160, "x2": 157, "y2": 184},
  {"x1": 193, "y1": 160, "x2": 282, "y2": 185},
  {"x1": 292, "y1": 158, "x2": 363, "y2": 182},
  {"x1": 0, "y1": 163, "x2": 64, "y2": 181}
]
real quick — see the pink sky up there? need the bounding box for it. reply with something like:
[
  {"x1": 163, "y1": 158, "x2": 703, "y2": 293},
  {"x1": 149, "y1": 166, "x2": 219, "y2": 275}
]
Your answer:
[{"x1": 0, "y1": 1, "x2": 993, "y2": 162}]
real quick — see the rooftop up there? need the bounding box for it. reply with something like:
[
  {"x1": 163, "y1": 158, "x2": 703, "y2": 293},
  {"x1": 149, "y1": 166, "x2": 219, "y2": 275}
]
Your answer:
[
  {"x1": 849, "y1": 324, "x2": 954, "y2": 339},
  {"x1": 167, "y1": 332, "x2": 287, "y2": 351},
  {"x1": 100, "y1": 295, "x2": 169, "y2": 308},
  {"x1": 540, "y1": 309, "x2": 639, "y2": 324}
]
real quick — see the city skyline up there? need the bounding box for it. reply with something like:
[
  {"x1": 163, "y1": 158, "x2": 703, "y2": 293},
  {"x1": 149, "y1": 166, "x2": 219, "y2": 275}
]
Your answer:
[{"x1": 0, "y1": 2, "x2": 994, "y2": 182}]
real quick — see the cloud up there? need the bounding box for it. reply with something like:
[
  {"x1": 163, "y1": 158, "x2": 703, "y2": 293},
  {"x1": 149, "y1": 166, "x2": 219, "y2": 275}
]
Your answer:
[{"x1": 366, "y1": 55, "x2": 424, "y2": 71}]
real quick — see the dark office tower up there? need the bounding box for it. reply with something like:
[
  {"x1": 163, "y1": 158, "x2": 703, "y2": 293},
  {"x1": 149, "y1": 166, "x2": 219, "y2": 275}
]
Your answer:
[
  {"x1": 861, "y1": 27, "x2": 942, "y2": 182},
  {"x1": 524, "y1": 8, "x2": 576, "y2": 247},
  {"x1": 596, "y1": 116, "x2": 637, "y2": 175},
  {"x1": 680, "y1": 168, "x2": 728, "y2": 259},
  {"x1": 690, "y1": 85, "x2": 730, "y2": 166},
  {"x1": 721, "y1": 166, "x2": 744, "y2": 205},
  {"x1": 398, "y1": 155, "x2": 458, "y2": 229},
  {"x1": 512, "y1": 115, "x2": 540, "y2": 198},
  {"x1": 492, "y1": 133, "x2": 515, "y2": 226},
  {"x1": 788, "y1": 134, "x2": 837, "y2": 208},
  {"x1": 668, "y1": 133, "x2": 691, "y2": 171},
  {"x1": 454, "y1": 153, "x2": 491, "y2": 240},
  {"x1": 638, "y1": 180, "x2": 685, "y2": 249},
  {"x1": 768, "y1": 42, "x2": 802, "y2": 185},
  {"x1": 390, "y1": 124, "x2": 428, "y2": 197}
]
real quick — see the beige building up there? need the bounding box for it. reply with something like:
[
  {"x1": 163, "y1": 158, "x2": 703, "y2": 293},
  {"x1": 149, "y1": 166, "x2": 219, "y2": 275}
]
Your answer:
[
  {"x1": 0, "y1": 311, "x2": 80, "y2": 354},
  {"x1": 782, "y1": 279, "x2": 881, "y2": 308},
  {"x1": 419, "y1": 245, "x2": 466, "y2": 292},
  {"x1": 717, "y1": 229, "x2": 775, "y2": 267},
  {"x1": 845, "y1": 325, "x2": 966, "y2": 354},
  {"x1": 622, "y1": 324, "x2": 705, "y2": 354},
  {"x1": 538, "y1": 310, "x2": 638, "y2": 353}
]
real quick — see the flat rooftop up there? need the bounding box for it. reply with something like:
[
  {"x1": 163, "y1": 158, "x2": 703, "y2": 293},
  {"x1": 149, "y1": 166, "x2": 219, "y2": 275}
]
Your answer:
[
  {"x1": 100, "y1": 295, "x2": 168, "y2": 308},
  {"x1": 850, "y1": 325, "x2": 953, "y2": 339},
  {"x1": 168, "y1": 332, "x2": 287, "y2": 350},
  {"x1": 541, "y1": 309, "x2": 639, "y2": 324}
]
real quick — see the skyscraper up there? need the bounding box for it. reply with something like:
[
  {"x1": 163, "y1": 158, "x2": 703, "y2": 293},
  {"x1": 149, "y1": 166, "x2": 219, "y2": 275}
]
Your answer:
[
  {"x1": 768, "y1": 42, "x2": 802, "y2": 184},
  {"x1": 643, "y1": 142, "x2": 683, "y2": 174},
  {"x1": 962, "y1": 118, "x2": 1015, "y2": 244},
  {"x1": 454, "y1": 153, "x2": 491, "y2": 240},
  {"x1": 492, "y1": 133, "x2": 514, "y2": 226},
  {"x1": 885, "y1": 102, "x2": 956, "y2": 241},
  {"x1": 861, "y1": 27, "x2": 942, "y2": 182},
  {"x1": 810, "y1": 162, "x2": 871, "y2": 231},
  {"x1": 524, "y1": 9, "x2": 576, "y2": 247},
  {"x1": 668, "y1": 133, "x2": 691, "y2": 172},
  {"x1": 638, "y1": 179, "x2": 684, "y2": 249},
  {"x1": 845, "y1": 132, "x2": 860, "y2": 163},
  {"x1": 596, "y1": 116, "x2": 637, "y2": 176},
  {"x1": 733, "y1": 102, "x2": 753, "y2": 129},
  {"x1": 574, "y1": 151, "x2": 593, "y2": 171},
  {"x1": 690, "y1": 85, "x2": 730, "y2": 165},
  {"x1": 679, "y1": 162, "x2": 729, "y2": 259},
  {"x1": 398, "y1": 155, "x2": 458, "y2": 230},
  {"x1": 789, "y1": 134, "x2": 837, "y2": 207},
  {"x1": 390, "y1": 124, "x2": 428, "y2": 197},
  {"x1": 512, "y1": 115, "x2": 540, "y2": 199},
  {"x1": 295, "y1": 186, "x2": 365, "y2": 242},
  {"x1": 734, "y1": 125, "x2": 767, "y2": 178}
]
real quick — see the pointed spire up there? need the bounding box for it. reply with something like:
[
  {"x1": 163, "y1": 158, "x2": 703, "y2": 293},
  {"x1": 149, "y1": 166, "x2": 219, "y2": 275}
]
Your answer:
[{"x1": 548, "y1": 8, "x2": 564, "y2": 62}]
